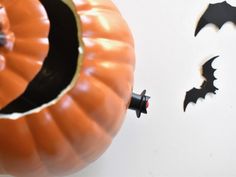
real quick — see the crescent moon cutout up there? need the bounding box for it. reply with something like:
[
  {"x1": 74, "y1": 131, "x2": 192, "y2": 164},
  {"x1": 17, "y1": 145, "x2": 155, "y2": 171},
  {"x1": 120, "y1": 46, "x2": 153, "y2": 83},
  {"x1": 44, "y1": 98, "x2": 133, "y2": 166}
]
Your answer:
[{"x1": 0, "y1": 0, "x2": 79, "y2": 114}]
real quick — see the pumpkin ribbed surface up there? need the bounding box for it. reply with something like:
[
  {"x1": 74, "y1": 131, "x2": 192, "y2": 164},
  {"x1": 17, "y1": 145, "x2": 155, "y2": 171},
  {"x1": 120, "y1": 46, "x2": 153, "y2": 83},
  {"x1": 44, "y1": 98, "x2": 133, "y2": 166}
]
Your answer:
[
  {"x1": 0, "y1": 0, "x2": 50, "y2": 108},
  {"x1": 0, "y1": 0, "x2": 135, "y2": 176}
]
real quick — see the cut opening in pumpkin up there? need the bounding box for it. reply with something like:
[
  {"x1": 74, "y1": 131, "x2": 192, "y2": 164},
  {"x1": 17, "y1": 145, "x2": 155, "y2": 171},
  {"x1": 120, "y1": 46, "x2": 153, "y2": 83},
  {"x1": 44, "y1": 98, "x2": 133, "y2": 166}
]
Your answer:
[{"x1": 0, "y1": 0, "x2": 80, "y2": 116}]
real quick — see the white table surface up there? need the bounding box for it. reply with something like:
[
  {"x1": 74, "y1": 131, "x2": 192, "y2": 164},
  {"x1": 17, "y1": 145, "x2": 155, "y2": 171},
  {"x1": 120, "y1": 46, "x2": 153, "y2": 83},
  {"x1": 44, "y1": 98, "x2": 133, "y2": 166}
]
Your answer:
[
  {"x1": 2, "y1": 0, "x2": 236, "y2": 177},
  {"x1": 74, "y1": 0, "x2": 236, "y2": 177}
]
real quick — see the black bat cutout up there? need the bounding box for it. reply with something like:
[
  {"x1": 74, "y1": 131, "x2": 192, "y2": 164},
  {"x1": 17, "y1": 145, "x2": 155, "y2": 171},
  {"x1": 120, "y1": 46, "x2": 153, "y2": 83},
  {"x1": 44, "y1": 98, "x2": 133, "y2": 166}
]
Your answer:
[
  {"x1": 195, "y1": 1, "x2": 236, "y2": 36},
  {"x1": 184, "y1": 56, "x2": 219, "y2": 112}
]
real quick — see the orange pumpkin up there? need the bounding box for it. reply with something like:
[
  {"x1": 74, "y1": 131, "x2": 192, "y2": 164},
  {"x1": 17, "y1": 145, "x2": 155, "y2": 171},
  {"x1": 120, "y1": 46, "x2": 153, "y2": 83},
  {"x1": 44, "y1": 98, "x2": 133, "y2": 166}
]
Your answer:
[
  {"x1": 0, "y1": 0, "x2": 50, "y2": 108},
  {"x1": 0, "y1": 0, "x2": 135, "y2": 176}
]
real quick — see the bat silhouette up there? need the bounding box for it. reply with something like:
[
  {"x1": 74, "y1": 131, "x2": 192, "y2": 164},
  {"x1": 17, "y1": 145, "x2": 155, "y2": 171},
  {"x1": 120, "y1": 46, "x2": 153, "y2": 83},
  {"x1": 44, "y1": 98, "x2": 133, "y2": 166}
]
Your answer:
[
  {"x1": 195, "y1": 1, "x2": 236, "y2": 36},
  {"x1": 184, "y1": 56, "x2": 219, "y2": 112}
]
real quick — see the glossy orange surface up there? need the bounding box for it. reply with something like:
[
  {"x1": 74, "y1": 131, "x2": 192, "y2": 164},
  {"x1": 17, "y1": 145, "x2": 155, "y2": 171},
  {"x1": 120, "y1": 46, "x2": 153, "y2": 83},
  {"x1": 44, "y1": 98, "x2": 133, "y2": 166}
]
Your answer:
[
  {"x1": 0, "y1": 0, "x2": 135, "y2": 176},
  {"x1": 0, "y1": 0, "x2": 50, "y2": 108}
]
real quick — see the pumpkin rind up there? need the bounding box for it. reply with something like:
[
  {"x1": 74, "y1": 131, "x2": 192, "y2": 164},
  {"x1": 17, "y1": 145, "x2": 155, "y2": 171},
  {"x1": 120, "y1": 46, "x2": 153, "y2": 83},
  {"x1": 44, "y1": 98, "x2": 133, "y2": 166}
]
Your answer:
[
  {"x1": 0, "y1": 0, "x2": 135, "y2": 176},
  {"x1": 0, "y1": 0, "x2": 50, "y2": 109}
]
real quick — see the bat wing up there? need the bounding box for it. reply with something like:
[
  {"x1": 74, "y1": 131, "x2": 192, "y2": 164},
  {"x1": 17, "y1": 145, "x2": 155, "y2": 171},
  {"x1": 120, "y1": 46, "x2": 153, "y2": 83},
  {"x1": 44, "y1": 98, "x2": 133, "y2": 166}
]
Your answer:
[
  {"x1": 202, "y1": 56, "x2": 218, "y2": 82},
  {"x1": 201, "y1": 56, "x2": 219, "y2": 94},
  {"x1": 195, "y1": 1, "x2": 236, "y2": 36},
  {"x1": 184, "y1": 88, "x2": 204, "y2": 111},
  {"x1": 184, "y1": 56, "x2": 218, "y2": 112}
]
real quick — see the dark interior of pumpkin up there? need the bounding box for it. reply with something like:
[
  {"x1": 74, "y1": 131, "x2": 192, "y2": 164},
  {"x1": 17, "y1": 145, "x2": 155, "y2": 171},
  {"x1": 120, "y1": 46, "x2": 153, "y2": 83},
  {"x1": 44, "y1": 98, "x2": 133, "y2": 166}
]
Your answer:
[{"x1": 0, "y1": 0, "x2": 79, "y2": 114}]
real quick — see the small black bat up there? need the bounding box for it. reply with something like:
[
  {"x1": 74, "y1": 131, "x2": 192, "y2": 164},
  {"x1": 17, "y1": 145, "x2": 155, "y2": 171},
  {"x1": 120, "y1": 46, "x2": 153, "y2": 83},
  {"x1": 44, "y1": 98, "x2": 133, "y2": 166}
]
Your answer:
[
  {"x1": 184, "y1": 56, "x2": 219, "y2": 112},
  {"x1": 195, "y1": 1, "x2": 236, "y2": 36}
]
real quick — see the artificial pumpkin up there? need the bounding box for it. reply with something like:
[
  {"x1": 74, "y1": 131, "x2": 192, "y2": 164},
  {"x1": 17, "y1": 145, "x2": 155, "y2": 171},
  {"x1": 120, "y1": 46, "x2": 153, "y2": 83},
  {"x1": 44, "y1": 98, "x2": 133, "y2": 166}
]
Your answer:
[
  {"x1": 0, "y1": 0, "x2": 135, "y2": 176},
  {"x1": 0, "y1": 0, "x2": 50, "y2": 109}
]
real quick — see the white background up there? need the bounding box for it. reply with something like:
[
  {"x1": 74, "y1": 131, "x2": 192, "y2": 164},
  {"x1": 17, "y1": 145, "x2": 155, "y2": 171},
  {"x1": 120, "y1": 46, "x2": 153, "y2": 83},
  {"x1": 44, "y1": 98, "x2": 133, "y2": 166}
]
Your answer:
[
  {"x1": 74, "y1": 0, "x2": 236, "y2": 177},
  {"x1": 2, "y1": 0, "x2": 236, "y2": 177}
]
